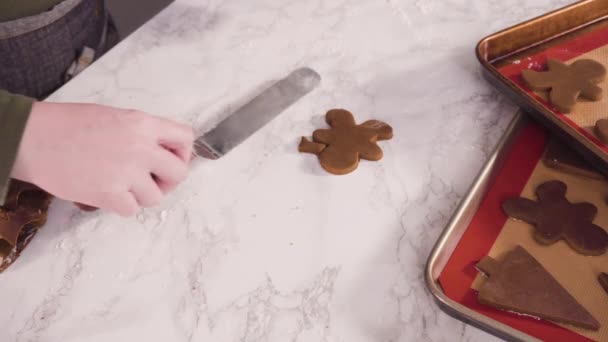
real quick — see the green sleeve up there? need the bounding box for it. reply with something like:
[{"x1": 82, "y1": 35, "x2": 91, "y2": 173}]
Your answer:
[
  {"x1": 0, "y1": 90, "x2": 34, "y2": 205},
  {"x1": 0, "y1": 0, "x2": 65, "y2": 22}
]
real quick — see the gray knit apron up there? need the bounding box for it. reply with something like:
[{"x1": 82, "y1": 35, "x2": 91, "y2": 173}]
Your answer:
[{"x1": 0, "y1": 0, "x2": 119, "y2": 100}]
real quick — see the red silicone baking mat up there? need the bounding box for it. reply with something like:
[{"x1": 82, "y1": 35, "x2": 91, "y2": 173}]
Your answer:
[
  {"x1": 437, "y1": 121, "x2": 595, "y2": 342},
  {"x1": 499, "y1": 25, "x2": 608, "y2": 153}
]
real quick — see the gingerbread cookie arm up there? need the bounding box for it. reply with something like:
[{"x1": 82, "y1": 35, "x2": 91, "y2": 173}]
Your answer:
[
  {"x1": 502, "y1": 198, "x2": 540, "y2": 223},
  {"x1": 522, "y1": 69, "x2": 554, "y2": 91},
  {"x1": 564, "y1": 223, "x2": 608, "y2": 256},
  {"x1": 572, "y1": 59, "x2": 607, "y2": 83},
  {"x1": 360, "y1": 120, "x2": 393, "y2": 140},
  {"x1": 571, "y1": 202, "x2": 598, "y2": 222}
]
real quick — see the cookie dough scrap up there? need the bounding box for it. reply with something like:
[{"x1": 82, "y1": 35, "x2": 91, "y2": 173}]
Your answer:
[
  {"x1": 476, "y1": 245, "x2": 600, "y2": 331},
  {"x1": 0, "y1": 181, "x2": 52, "y2": 272},
  {"x1": 522, "y1": 58, "x2": 606, "y2": 113},
  {"x1": 299, "y1": 109, "x2": 393, "y2": 175},
  {"x1": 502, "y1": 180, "x2": 608, "y2": 256}
]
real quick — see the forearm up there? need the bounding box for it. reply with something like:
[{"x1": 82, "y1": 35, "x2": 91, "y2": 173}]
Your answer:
[{"x1": 0, "y1": 90, "x2": 34, "y2": 204}]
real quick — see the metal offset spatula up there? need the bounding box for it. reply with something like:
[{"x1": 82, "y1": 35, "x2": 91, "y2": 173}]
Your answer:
[
  {"x1": 193, "y1": 67, "x2": 321, "y2": 159},
  {"x1": 74, "y1": 68, "x2": 320, "y2": 212}
]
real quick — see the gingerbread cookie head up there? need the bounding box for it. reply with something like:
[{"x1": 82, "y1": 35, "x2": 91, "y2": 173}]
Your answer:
[
  {"x1": 476, "y1": 246, "x2": 600, "y2": 330},
  {"x1": 502, "y1": 180, "x2": 608, "y2": 256},
  {"x1": 299, "y1": 109, "x2": 392, "y2": 175},
  {"x1": 522, "y1": 58, "x2": 606, "y2": 113},
  {"x1": 325, "y1": 109, "x2": 356, "y2": 127}
]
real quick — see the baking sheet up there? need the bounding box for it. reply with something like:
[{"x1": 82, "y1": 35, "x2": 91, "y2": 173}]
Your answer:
[
  {"x1": 475, "y1": 17, "x2": 608, "y2": 341},
  {"x1": 499, "y1": 25, "x2": 608, "y2": 153},
  {"x1": 435, "y1": 120, "x2": 601, "y2": 342},
  {"x1": 471, "y1": 156, "x2": 608, "y2": 341}
]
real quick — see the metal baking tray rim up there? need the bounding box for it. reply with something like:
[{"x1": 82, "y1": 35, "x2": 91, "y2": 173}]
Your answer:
[
  {"x1": 424, "y1": 113, "x2": 541, "y2": 342},
  {"x1": 474, "y1": 0, "x2": 608, "y2": 177}
]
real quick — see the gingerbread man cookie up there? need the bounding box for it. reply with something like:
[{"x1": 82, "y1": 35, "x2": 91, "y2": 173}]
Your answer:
[
  {"x1": 502, "y1": 180, "x2": 608, "y2": 256},
  {"x1": 522, "y1": 58, "x2": 606, "y2": 113},
  {"x1": 299, "y1": 109, "x2": 392, "y2": 175}
]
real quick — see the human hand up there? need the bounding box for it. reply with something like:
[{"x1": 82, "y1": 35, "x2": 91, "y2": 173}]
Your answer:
[{"x1": 11, "y1": 102, "x2": 194, "y2": 217}]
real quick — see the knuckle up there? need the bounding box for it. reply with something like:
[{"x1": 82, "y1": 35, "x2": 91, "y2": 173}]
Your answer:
[
  {"x1": 123, "y1": 199, "x2": 140, "y2": 216},
  {"x1": 184, "y1": 126, "x2": 195, "y2": 141},
  {"x1": 140, "y1": 187, "x2": 163, "y2": 208}
]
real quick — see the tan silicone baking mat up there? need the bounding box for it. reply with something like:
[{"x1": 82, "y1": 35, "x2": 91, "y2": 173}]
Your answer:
[{"x1": 473, "y1": 155, "x2": 608, "y2": 341}]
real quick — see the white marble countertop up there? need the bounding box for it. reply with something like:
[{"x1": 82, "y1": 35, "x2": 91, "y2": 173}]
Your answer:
[{"x1": 0, "y1": 0, "x2": 575, "y2": 341}]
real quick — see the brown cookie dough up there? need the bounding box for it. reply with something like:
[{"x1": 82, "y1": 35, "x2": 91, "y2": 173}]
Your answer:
[
  {"x1": 595, "y1": 118, "x2": 608, "y2": 144},
  {"x1": 298, "y1": 137, "x2": 325, "y2": 154},
  {"x1": 476, "y1": 245, "x2": 599, "y2": 330},
  {"x1": 502, "y1": 180, "x2": 608, "y2": 256},
  {"x1": 299, "y1": 109, "x2": 393, "y2": 175},
  {"x1": 600, "y1": 272, "x2": 608, "y2": 295},
  {"x1": 522, "y1": 58, "x2": 606, "y2": 113},
  {"x1": 542, "y1": 139, "x2": 603, "y2": 180},
  {"x1": 0, "y1": 181, "x2": 52, "y2": 272}
]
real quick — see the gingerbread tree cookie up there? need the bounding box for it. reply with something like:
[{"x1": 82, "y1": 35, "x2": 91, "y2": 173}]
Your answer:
[
  {"x1": 522, "y1": 58, "x2": 606, "y2": 113},
  {"x1": 299, "y1": 109, "x2": 392, "y2": 175},
  {"x1": 502, "y1": 180, "x2": 608, "y2": 256},
  {"x1": 476, "y1": 245, "x2": 599, "y2": 330}
]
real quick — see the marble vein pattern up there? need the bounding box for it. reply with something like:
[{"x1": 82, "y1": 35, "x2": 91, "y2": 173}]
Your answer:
[{"x1": 0, "y1": 0, "x2": 574, "y2": 341}]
